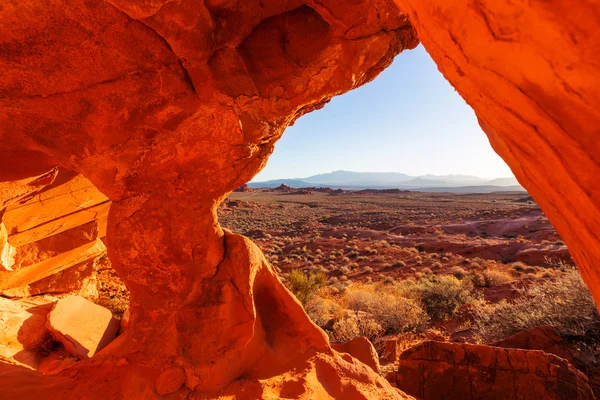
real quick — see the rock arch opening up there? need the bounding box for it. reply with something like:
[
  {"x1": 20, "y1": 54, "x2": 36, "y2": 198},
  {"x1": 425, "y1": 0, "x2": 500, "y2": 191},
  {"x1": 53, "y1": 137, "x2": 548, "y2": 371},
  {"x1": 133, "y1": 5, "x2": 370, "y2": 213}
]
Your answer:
[{"x1": 0, "y1": 0, "x2": 598, "y2": 398}]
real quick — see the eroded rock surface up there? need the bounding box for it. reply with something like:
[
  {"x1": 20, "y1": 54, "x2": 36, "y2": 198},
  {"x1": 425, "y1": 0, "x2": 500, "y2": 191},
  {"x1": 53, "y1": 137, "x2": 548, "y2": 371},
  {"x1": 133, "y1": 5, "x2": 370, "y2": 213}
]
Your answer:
[
  {"x1": 0, "y1": 0, "x2": 418, "y2": 397},
  {"x1": 0, "y1": 0, "x2": 598, "y2": 398},
  {"x1": 0, "y1": 296, "x2": 55, "y2": 368},
  {"x1": 332, "y1": 336, "x2": 381, "y2": 373},
  {"x1": 493, "y1": 326, "x2": 576, "y2": 365},
  {"x1": 396, "y1": 341, "x2": 595, "y2": 400}
]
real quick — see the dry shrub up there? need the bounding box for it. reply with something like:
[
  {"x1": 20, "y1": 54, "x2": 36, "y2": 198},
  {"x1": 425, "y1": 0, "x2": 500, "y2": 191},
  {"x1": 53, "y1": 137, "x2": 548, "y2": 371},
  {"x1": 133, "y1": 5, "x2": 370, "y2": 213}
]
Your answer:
[
  {"x1": 285, "y1": 269, "x2": 327, "y2": 305},
  {"x1": 331, "y1": 312, "x2": 382, "y2": 343},
  {"x1": 344, "y1": 287, "x2": 429, "y2": 335},
  {"x1": 305, "y1": 296, "x2": 342, "y2": 329},
  {"x1": 450, "y1": 266, "x2": 467, "y2": 279},
  {"x1": 472, "y1": 268, "x2": 600, "y2": 342},
  {"x1": 399, "y1": 275, "x2": 476, "y2": 321},
  {"x1": 481, "y1": 269, "x2": 513, "y2": 287}
]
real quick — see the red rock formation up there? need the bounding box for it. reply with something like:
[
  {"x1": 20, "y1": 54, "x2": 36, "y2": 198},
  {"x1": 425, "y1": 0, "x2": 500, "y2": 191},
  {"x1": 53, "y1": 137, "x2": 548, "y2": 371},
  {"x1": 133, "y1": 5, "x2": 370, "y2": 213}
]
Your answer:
[
  {"x1": 233, "y1": 184, "x2": 256, "y2": 193},
  {"x1": 0, "y1": 296, "x2": 56, "y2": 368},
  {"x1": 392, "y1": 0, "x2": 600, "y2": 303},
  {"x1": 0, "y1": 0, "x2": 417, "y2": 397},
  {"x1": 332, "y1": 336, "x2": 381, "y2": 373},
  {"x1": 0, "y1": 0, "x2": 599, "y2": 398},
  {"x1": 493, "y1": 326, "x2": 576, "y2": 365},
  {"x1": 396, "y1": 341, "x2": 595, "y2": 400}
]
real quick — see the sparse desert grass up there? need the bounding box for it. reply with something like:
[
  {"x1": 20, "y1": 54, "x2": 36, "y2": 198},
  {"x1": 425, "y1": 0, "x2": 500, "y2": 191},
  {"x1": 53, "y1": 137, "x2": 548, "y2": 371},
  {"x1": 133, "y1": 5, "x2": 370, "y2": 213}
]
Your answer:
[
  {"x1": 480, "y1": 269, "x2": 514, "y2": 287},
  {"x1": 344, "y1": 285, "x2": 429, "y2": 335},
  {"x1": 472, "y1": 268, "x2": 600, "y2": 342},
  {"x1": 450, "y1": 266, "x2": 467, "y2": 279},
  {"x1": 218, "y1": 191, "x2": 583, "y2": 355},
  {"x1": 398, "y1": 275, "x2": 477, "y2": 321}
]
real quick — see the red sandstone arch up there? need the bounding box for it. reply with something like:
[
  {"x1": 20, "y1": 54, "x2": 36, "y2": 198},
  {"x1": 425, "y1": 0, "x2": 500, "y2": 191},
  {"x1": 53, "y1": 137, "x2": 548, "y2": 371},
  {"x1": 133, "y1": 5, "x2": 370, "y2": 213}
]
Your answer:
[{"x1": 0, "y1": 0, "x2": 598, "y2": 398}]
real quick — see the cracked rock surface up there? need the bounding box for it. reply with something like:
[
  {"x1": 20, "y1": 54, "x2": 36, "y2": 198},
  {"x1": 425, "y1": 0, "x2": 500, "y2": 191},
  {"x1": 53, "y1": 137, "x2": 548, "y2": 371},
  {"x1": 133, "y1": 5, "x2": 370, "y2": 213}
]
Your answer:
[{"x1": 396, "y1": 341, "x2": 595, "y2": 400}]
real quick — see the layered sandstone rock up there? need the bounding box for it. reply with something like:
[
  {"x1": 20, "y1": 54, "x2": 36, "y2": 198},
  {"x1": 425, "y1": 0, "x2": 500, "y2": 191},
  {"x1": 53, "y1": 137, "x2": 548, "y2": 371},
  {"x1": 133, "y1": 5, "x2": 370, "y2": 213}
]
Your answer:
[
  {"x1": 0, "y1": 0, "x2": 418, "y2": 397},
  {"x1": 0, "y1": 169, "x2": 111, "y2": 297},
  {"x1": 396, "y1": 341, "x2": 595, "y2": 400},
  {"x1": 0, "y1": 0, "x2": 599, "y2": 398}
]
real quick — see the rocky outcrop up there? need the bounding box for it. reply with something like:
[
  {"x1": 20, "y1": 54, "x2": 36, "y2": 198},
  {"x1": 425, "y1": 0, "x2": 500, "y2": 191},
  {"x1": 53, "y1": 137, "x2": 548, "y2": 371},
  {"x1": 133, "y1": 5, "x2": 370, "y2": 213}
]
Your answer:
[
  {"x1": 0, "y1": 169, "x2": 111, "y2": 297},
  {"x1": 0, "y1": 0, "x2": 599, "y2": 398},
  {"x1": 0, "y1": 0, "x2": 418, "y2": 397},
  {"x1": 46, "y1": 296, "x2": 119, "y2": 359},
  {"x1": 233, "y1": 184, "x2": 255, "y2": 193},
  {"x1": 332, "y1": 336, "x2": 380, "y2": 373},
  {"x1": 0, "y1": 296, "x2": 55, "y2": 368},
  {"x1": 493, "y1": 326, "x2": 576, "y2": 365},
  {"x1": 396, "y1": 341, "x2": 595, "y2": 400}
]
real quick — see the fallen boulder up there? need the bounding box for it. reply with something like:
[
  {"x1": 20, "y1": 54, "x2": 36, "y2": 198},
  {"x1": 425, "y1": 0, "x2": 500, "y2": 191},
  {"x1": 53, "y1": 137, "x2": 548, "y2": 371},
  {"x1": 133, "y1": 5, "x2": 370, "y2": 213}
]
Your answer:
[
  {"x1": 332, "y1": 336, "x2": 380, "y2": 373},
  {"x1": 46, "y1": 296, "x2": 119, "y2": 359},
  {"x1": 396, "y1": 341, "x2": 594, "y2": 400}
]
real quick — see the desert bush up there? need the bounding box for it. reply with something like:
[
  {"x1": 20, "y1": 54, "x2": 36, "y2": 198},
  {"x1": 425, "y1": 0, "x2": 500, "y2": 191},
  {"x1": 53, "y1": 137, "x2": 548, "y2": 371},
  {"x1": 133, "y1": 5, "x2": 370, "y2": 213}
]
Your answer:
[
  {"x1": 400, "y1": 275, "x2": 475, "y2": 321},
  {"x1": 285, "y1": 270, "x2": 327, "y2": 305},
  {"x1": 347, "y1": 251, "x2": 359, "y2": 258},
  {"x1": 472, "y1": 257, "x2": 485, "y2": 265},
  {"x1": 469, "y1": 271, "x2": 486, "y2": 288},
  {"x1": 450, "y1": 266, "x2": 467, "y2": 279},
  {"x1": 472, "y1": 268, "x2": 600, "y2": 342},
  {"x1": 331, "y1": 312, "x2": 382, "y2": 343},
  {"x1": 481, "y1": 269, "x2": 513, "y2": 287},
  {"x1": 512, "y1": 262, "x2": 526, "y2": 272},
  {"x1": 345, "y1": 287, "x2": 429, "y2": 334},
  {"x1": 305, "y1": 296, "x2": 342, "y2": 329}
]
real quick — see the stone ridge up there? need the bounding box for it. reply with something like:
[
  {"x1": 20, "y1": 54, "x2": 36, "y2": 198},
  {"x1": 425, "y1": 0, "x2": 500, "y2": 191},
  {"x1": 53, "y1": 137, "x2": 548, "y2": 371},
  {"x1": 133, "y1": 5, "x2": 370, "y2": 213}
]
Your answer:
[{"x1": 396, "y1": 340, "x2": 594, "y2": 400}]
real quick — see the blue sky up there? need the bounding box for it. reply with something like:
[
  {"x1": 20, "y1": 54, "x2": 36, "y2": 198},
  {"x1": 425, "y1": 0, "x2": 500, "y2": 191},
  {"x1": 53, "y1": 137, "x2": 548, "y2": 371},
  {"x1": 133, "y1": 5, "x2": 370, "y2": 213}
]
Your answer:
[{"x1": 253, "y1": 45, "x2": 514, "y2": 181}]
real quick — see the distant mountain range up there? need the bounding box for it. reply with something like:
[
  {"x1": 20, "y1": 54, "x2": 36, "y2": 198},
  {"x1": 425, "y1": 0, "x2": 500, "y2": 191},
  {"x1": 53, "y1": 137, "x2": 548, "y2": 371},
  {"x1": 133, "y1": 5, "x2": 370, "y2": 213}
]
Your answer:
[{"x1": 249, "y1": 170, "x2": 524, "y2": 193}]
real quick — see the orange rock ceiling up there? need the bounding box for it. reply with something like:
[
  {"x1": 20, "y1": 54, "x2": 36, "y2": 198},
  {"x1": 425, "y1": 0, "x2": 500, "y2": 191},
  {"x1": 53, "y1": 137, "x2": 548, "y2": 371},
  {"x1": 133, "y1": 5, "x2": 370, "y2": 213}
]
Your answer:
[{"x1": 0, "y1": 0, "x2": 599, "y2": 398}]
